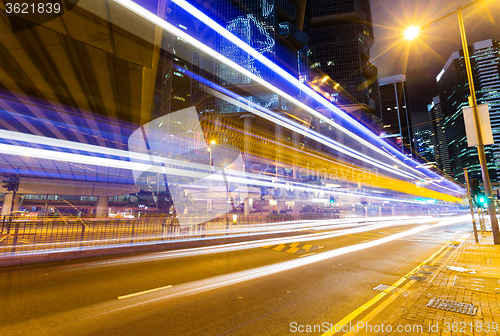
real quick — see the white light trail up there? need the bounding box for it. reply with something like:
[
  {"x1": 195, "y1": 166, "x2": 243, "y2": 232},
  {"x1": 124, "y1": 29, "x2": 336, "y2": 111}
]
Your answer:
[
  {"x1": 77, "y1": 216, "x2": 470, "y2": 319},
  {"x1": 111, "y1": 0, "x2": 462, "y2": 194}
]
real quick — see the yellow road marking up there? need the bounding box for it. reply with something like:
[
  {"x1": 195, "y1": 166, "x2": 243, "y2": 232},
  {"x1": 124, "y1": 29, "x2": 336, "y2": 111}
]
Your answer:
[
  {"x1": 273, "y1": 244, "x2": 287, "y2": 251},
  {"x1": 289, "y1": 242, "x2": 300, "y2": 248},
  {"x1": 429, "y1": 246, "x2": 452, "y2": 267},
  {"x1": 286, "y1": 247, "x2": 300, "y2": 253},
  {"x1": 342, "y1": 280, "x2": 416, "y2": 335},
  {"x1": 302, "y1": 244, "x2": 312, "y2": 250},
  {"x1": 118, "y1": 285, "x2": 173, "y2": 300},
  {"x1": 321, "y1": 242, "x2": 451, "y2": 336}
]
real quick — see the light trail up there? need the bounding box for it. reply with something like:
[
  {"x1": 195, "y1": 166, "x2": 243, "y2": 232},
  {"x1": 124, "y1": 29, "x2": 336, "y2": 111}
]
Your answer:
[
  {"x1": 111, "y1": 0, "x2": 464, "y2": 195},
  {"x1": 0, "y1": 130, "x2": 461, "y2": 202},
  {"x1": 76, "y1": 216, "x2": 470, "y2": 322},
  {"x1": 167, "y1": 0, "x2": 463, "y2": 195},
  {"x1": 46, "y1": 215, "x2": 443, "y2": 269}
]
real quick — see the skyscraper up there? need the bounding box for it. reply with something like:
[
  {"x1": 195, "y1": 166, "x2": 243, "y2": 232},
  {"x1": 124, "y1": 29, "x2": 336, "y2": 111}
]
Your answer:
[
  {"x1": 415, "y1": 127, "x2": 435, "y2": 164},
  {"x1": 427, "y1": 96, "x2": 450, "y2": 174},
  {"x1": 214, "y1": 0, "x2": 307, "y2": 85},
  {"x1": 436, "y1": 39, "x2": 500, "y2": 183},
  {"x1": 378, "y1": 74, "x2": 414, "y2": 157},
  {"x1": 303, "y1": 0, "x2": 379, "y2": 113}
]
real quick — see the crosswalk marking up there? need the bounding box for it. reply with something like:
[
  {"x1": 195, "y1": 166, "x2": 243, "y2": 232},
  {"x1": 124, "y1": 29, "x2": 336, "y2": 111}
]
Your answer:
[{"x1": 262, "y1": 243, "x2": 321, "y2": 254}]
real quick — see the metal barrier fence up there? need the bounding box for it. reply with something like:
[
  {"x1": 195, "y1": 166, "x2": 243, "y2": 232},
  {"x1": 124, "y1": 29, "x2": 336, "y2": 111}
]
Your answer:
[
  {"x1": 0, "y1": 212, "x2": 343, "y2": 257},
  {"x1": 0, "y1": 205, "x2": 452, "y2": 257}
]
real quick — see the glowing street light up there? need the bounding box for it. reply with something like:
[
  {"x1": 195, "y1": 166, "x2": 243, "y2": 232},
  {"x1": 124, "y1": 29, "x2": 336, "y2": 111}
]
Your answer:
[
  {"x1": 405, "y1": 0, "x2": 499, "y2": 244},
  {"x1": 404, "y1": 26, "x2": 419, "y2": 40}
]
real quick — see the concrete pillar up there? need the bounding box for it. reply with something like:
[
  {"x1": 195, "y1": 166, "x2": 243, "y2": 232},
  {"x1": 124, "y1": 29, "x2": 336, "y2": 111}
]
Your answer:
[
  {"x1": 293, "y1": 200, "x2": 302, "y2": 213},
  {"x1": 239, "y1": 114, "x2": 255, "y2": 172},
  {"x1": 277, "y1": 200, "x2": 287, "y2": 212},
  {"x1": 244, "y1": 198, "x2": 253, "y2": 216},
  {"x1": 378, "y1": 206, "x2": 382, "y2": 216},
  {"x1": 2, "y1": 193, "x2": 22, "y2": 216},
  {"x1": 391, "y1": 206, "x2": 396, "y2": 216},
  {"x1": 96, "y1": 196, "x2": 109, "y2": 218}
]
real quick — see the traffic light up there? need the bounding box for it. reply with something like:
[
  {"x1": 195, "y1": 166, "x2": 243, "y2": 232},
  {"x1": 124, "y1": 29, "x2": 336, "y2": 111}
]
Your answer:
[
  {"x1": 330, "y1": 196, "x2": 335, "y2": 204},
  {"x1": 469, "y1": 179, "x2": 480, "y2": 196},
  {"x1": 476, "y1": 193, "x2": 487, "y2": 207},
  {"x1": 2, "y1": 174, "x2": 20, "y2": 192}
]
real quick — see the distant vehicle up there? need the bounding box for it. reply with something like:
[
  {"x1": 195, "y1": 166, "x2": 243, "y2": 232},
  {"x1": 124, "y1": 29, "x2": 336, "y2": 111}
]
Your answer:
[
  {"x1": 11, "y1": 210, "x2": 37, "y2": 217},
  {"x1": 300, "y1": 206, "x2": 315, "y2": 213}
]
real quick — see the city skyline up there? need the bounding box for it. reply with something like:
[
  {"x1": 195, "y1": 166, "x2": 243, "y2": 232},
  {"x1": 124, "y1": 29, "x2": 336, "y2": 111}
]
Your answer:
[{"x1": 370, "y1": 0, "x2": 500, "y2": 127}]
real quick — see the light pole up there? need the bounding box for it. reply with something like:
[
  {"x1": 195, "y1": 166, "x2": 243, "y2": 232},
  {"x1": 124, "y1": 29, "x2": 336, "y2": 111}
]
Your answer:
[
  {"x1": 208, "y1": 140, "x2": 216, "y2": 212},
  {"x1": 405, "y1": 0, "x2": 499, "y2": 244}
]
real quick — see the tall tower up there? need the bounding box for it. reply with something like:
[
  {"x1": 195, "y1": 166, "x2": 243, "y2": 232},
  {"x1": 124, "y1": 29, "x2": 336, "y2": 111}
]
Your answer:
[
  {"x1": 436, "y1": 39, "x2": 500, "y2": 183},
  {"x1": 378, "y1": 74, "x2": 414, "y2": 157},
  {"x1": 415, "y1": 127, "x2": 435, "y2": 164},
  {"x1": 427, "y1": 96, "x2": 450, "y2": 174},
  {"x1": 304, "y1": 0, "x2": 379, "y2": 113}
]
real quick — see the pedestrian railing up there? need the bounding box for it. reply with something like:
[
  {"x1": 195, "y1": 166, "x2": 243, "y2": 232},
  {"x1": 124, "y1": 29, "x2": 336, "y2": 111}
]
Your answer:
[{"x1": 0, "y1": 213, "x2": 345, "y2": 257}]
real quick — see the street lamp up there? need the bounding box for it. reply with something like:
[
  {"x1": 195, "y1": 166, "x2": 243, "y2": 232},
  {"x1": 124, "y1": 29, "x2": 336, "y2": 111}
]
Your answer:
[
  {"x1": 404, "y1": 0, "x2": 499, "y2": 244},
  {"x1": 404, "y1": 26, "x2": 419, "y2": 40},
  {"x1": 207, "y1": 141, "x2": 216, "y2": 212}
]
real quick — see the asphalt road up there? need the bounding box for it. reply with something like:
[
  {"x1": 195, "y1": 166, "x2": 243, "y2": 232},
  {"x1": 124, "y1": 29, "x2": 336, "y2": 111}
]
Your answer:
[{"x1": 0, "y1": 215, "x2": 473, "y2": 335}]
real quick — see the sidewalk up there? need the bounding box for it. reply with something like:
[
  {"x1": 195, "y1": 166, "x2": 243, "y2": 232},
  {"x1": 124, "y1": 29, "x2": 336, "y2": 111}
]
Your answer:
[{"x1": 384, "y1": 232, "x2": 500, "y2": 335}]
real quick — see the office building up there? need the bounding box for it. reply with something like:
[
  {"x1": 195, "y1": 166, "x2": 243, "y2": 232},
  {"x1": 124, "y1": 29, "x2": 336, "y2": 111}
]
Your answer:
[
  {"x1": 378, "y1": 74, "x2": 414, "y2": 157},
  {"x1": 427, "y1": 96, "x2": 450, "y2": 174},
  {"x1": 436, "y1": 39, "x2": 500, "y2": 183},
  {"x1": 303, "y1": 0, "x2": 379, "y2": 113},
  {"x1": 415, "y1": 127, "x2": 435, "y2": 164}
]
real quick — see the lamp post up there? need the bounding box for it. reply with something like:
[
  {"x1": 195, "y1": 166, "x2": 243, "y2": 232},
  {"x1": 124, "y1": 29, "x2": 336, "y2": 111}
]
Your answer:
[
  {"x1": 207, "y1": 140, "x2": 216, "y2": 212},
  {"x1": 405, "y1": 0, "x2": 499, "y2": 244}
]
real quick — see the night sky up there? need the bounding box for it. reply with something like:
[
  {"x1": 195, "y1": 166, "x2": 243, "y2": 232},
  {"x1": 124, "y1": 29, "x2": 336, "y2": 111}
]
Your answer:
[{"x1": 370, "y1": 0, "x2": 500, "y2": 131}]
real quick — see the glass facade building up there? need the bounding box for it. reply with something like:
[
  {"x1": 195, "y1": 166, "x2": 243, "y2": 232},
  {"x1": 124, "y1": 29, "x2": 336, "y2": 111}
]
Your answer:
[
  {"x1": 415, "y1": 127, "x2": 435, "y2": 164},
  {"x1": 378, "y1": 75, "x2": 415, "y2": 157},
  {"x1": 427, "y1": 96, "x2": 451, "y2": 175},
  {"x1": 303, "y1": 0, "x2": 379, "y2": 113},
  {"x1": 436, "y1": 39, "x2": 500, "y2": 183}
]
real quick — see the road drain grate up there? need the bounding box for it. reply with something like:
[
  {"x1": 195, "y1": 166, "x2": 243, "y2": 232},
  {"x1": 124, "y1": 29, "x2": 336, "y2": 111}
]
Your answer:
[
  {"x1": 421, "y1": 265, "x2": 437, "y2": 270},
  {"x1": 426, "y1": 298, "x2": 477, "y2": 315},
  {"x1": 409, "y1": 275, "x2": 427, "y2": 281},
  {"x1": 417, "y1": 270, "x2": 433, "y2": 275}
]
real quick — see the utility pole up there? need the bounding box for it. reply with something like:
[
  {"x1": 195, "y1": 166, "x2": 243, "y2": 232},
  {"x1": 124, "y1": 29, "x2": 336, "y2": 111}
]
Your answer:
[
  {"x1": 457, "y1": 6, "x2": 499, "y2": 244},
  {"x1": 464, "y1": 168, "x2": 479, "y2": 242}
]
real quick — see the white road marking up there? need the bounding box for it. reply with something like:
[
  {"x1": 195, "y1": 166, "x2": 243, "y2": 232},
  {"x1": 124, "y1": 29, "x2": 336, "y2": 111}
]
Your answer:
[
  {"x1": 299, "y1": 252, "x2": 316, "y2": 258},
  {"x1": 118, "y1": 285, "x2": 173, "y2": 300}
]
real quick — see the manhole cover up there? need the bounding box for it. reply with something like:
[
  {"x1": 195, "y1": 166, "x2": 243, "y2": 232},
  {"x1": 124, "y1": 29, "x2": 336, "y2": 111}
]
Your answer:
[
  {"x1": 409, "y1": 275, "x2": 427, "y2": 281},
  {"x1": 426, "y1": 298, "x2": 477, "y2": 315}
]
